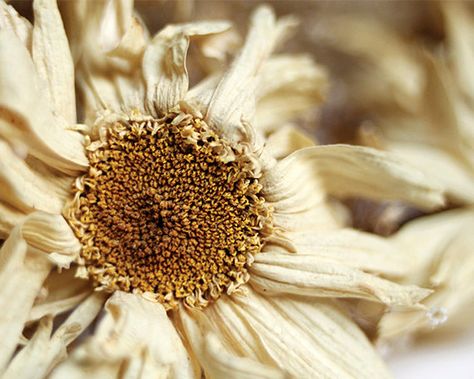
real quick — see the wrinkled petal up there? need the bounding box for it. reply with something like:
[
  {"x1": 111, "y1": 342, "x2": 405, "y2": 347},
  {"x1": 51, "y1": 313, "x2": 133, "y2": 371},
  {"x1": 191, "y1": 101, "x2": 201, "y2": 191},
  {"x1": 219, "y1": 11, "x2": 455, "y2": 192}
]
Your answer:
[
  {"x1": 263, "y1": 144, "x2": 445, "y2": 211},
  {"x1": 0, "y1": 141, "x2": 67, "y2": 214},
  {"x1": 3, "y1": 292, "x2": 106, "y2": 379},
  {"x1": 0, "y1": 1, "x2": 32, "y2": 49},
  {"x1": 250, "y1": 252, "x2": 430, "y2": 307},
  {"x1": 0, "y1": 31, "x2": 87, "y2": 174},
  {"x1": 143, "y1": 21, "x2": 230, "y2": 114},
  {"x1": 256, "y1": 55, "x2": 327, "y2": 133},
  {"x1": 32, "y1": 0, "x2": 76, "y2": 124},
  {"x1": 206, "y1": 6, "x2": 297, "y2": 142},
  {"x1": 0, "y1": 201, "x2": 25, "y2": 238},
  {"x1": 264, "y1": 125, "x2": 314, "y2": 160},
  {"x1": 180, "y1": 291, "x2": 391, "y2": 378},
  {"x1": 50, "y1": 292, "x2": 196, "y2": 379}
]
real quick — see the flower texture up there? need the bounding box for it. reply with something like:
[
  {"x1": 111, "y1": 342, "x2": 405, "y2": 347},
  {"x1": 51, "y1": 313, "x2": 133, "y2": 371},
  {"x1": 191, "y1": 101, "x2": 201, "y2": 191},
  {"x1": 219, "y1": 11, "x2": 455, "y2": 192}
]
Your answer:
[
  {"x1": 314, "y1": 2, "x2": 474, "y2": 344},
  {"x1": 0, "y1": 1, "x2": 443, "y2": 378}
]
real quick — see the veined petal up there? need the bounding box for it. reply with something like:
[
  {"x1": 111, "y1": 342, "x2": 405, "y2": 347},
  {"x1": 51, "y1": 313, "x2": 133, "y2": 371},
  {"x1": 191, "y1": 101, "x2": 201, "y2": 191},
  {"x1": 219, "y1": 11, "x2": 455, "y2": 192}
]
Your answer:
[
  {"x1": 256, "y1": 55, "x2": 327, "y2": 133},
  {"x1": 263, "y1": 144, "x2": 445, "y2": 211},
  {"x1": 0, "y1": 1, "x2": 32, "y2": 49},
  {"x1": 264, "y1": 125, "x2": 314, "y2": 160},
  {"x1": 379, "y1": 209, "x2": 474, "y2": 341},
  {"x1": 206, "y1": 6, "x2": 297, "y2": 142},
  {"x1": 0, "y1": 31, "x2": 88, "y2": 174},
  {"x1": 32, "y1": 0, "x2": 76, "y2": 125},
  {"x1": 143, "y1": 21, "x2": 231, "y2": 114},
  {"x1": 0, "y1": 228, "x2": 52, "y2": 372},
  {"x1": 177, "y1": 311, "x2": 284, "y2": 379},
  {"x1": 0, "y1": 201, "x2": 25, "y2": 238},
  {"x1": 29, "y1": 269, "x2": 92, "y2": 322},
  {"x1": 3, "y1": 292, "x2": 106, "y2": 379},
  {"x1": 287, "y1": 228, "x2": 408, "y2": 277},
  {"x1": 181, "y1": 291, "x2": 391, "y2": 378},
  {"x1": 249, "y1": 252, "x2": 430, "y2": 307},
  {"x1": 50, "y1": 291, "x2": 197, "y2": 379},
  {"x1": 0, "y1": 141, "x2": 67, "y2": 214}
]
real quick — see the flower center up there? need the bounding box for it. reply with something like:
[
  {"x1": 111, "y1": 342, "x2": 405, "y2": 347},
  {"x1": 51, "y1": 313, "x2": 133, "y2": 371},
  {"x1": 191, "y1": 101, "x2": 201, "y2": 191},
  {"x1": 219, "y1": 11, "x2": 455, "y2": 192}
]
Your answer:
[{"x1": 65, "y1": 112, "x2": 271, "y2": 309}]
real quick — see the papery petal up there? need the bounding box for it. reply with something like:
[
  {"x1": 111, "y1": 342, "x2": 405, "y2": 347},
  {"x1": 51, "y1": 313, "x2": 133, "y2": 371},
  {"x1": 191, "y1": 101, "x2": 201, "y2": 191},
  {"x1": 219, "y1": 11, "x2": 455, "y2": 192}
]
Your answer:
[
  {"x1": 143, "y1": 21, "x2": 231, "y2": 114},
  {"x1": 0, "y1": 1, "x2": 32, "y2": 49},
  {"x1": 249, "y1": 252, "x2": 430, "y2": 307},
  {"x1": 205, "y1": 6, "x2": 297, "y2": 142},
  {"x1": 180, "y1": 291, "x2": 391, "y2": 378},
  {"x1": 50, "y1": 292, "x2": 197, "y2": 379},
  {"x1": 0, "y1": 31, "x2": 87, "y2": 174},
  {"x1": 263, "y1": 144, "x2": 445, "y2": 211},
  {"x1": 3, "y1": 292, "x2": 106, "y2": 379},
  {"x1": 32, "y1": 0, "x2": 76, "y2": 124}
]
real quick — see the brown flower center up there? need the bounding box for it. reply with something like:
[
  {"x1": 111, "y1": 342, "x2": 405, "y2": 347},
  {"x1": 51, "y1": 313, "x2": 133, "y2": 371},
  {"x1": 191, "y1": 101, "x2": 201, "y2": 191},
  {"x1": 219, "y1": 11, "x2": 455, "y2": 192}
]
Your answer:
[{"x1": 65, "y1": 112, "x2": 271, "y2": 308}]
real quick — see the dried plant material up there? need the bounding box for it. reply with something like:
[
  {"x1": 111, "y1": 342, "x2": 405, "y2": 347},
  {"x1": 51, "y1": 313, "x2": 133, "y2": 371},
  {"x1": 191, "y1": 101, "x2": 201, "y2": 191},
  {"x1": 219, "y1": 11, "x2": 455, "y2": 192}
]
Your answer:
[{"x1": 0, "y1": 1, "x2": 444, "y2": 377}]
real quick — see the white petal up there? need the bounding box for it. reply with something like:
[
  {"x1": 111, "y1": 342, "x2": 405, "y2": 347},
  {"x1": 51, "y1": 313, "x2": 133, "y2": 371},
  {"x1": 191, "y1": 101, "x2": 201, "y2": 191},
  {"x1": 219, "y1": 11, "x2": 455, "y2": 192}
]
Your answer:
[
  {"x1": 256, "y1": 55, "x2": 327, "y2": 133},
  {"x1": 250, "y1": 252, "x2": 430, "y2": 307},
  {"x1": 0, "y1": 141, "x2": 66, "y2": 214},
  {"x1": 181, "y1": 291, "x2": 391, "y2": 378},
  {"x1": 0, "y1": 31, "x2": 88, "y2": 174},
  {"x1": 0, "y1": 201, "x2": 25, "y2": 238},
  {"x1": 0, "y1": 1, "x2": 32, "y2": 49},
  {"x1": 32, "y1": 0, "x2": 76, "y2": 124},
  {"x1": 3, "y1": 292, "x2": 106, "y2": 379},
  {"x1": 205, "y1": 6, "x2": 297, "y2": 142},
  {"x1": 263, "y1": 144, "x2": 445, "y2": 211},
  {"x1": 143, "y1": 21, "x2": 231, "y2": 114},
  {"x1": 50, "y1": 292, "x2": 197, "y2": 379},
  {"x1": 264, "y1": 125, "x2": 314, "y2": 160},
  {"x1": 0, "y1": 228, "x2": 52, "y2": 371}
]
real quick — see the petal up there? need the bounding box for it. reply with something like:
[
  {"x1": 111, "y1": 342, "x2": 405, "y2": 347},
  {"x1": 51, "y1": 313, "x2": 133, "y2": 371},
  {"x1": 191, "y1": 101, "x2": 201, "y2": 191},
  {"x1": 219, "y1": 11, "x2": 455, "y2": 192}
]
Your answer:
[
  {"x1": 264, "y1": 125, "x2": 314, "y2": 160},
  {"x1": 0, "y1": 201, "x2": 25, "y2": 238},
  {"x1": 0, "y1": 1, "x2": 32, "y2": 49},
  {"x1": 0, "y1": 31, "x2": 88, "y2": 174},
  {"x1": 249, "y1": 252, "x2": 430, "y2": 307},
  {"x1": 32, "y1": 0, "x2": 76, "y2": 124},
  {"x1": 50, "y1": 291, "x2": 197, "y2": 379},
  {"x1": 2, "y1": 292, "x2": 106, "y2": 379},
  {"x1": 177, "y1": 311, "x2": 285, "y2": 379},
  {"x1": 286, "y1": 228, "x2": 408, "y2": 277},
  {"x1": 379, "y1": 209, "x2": 474, "y2": 341},
  {"x1": 256, "y1": 55, "x2": 328, "y2": 133},
  {"x1": 143, "y1": 21, "x2": 231, "y2": 114},
  {"x1": 263, "y1": 144, "x2": 445, "y2": 211},
  {"x1": 28, "y1": 269, "x2": 92, "y2": 322},
  {"x1": 205, "y1": 6, "x2": 297, "y2": 142},
  {"x1": 181, "y1": 291, "x2": 391, "y2": 378},
  {"x1": 0, "y1": 141, "x2": 67, "y2": 214},
  {"x1": 0, "y1": 228, "x2": 52, "y2": 371}
]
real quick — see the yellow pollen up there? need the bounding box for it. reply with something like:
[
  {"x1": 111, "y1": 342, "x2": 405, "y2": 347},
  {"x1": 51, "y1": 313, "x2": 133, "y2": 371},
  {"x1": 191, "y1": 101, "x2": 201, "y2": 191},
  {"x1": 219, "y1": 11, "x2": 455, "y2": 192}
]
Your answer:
[{"x1": 65, "y1": 112, "x2": 272, "y2": 309}]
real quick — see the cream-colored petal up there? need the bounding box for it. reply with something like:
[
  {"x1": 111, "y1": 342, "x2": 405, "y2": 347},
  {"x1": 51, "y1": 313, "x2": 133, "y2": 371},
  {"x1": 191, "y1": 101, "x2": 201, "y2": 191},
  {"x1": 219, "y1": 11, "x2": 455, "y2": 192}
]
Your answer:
[
  {"x1": 181, "y1": 291, "x2": 391, "y2": 378},
  {"x1": 286, "y1": 228, "x2": 408, "y2": 277},
  {"x1": 29, "y1": 269, "x2": 92, "y2": 322},
  {"x1": 0, "y1": 201, "x2": 25, "y2": 238},
  {"x1": 250, "y1": 252, "x2": 430, "y2": 307},
  {"x1": 385, "y1": 140, "x2": 474, "y2": 203},
  {"x1": 442, "y1": 2, "x2": 474, "y2": 101},
  {"x1": 177, "y1": 312, "x2": 284, "y2": 379},
  {"x1": 50, "y1": 292, "x2": 196, "y2": 379},
  {"x1": 263, "y1": 144, "x2": 445, "y2": 211},
  {"x1": 0, "y1": 228, "x2": 52, "y2": 372},
  {"x1": 0, "y1": 31, "x2": 87, "y2": 174},
  {"x1": 256, "y1": 54, "x2": 327, "y2": 133},
  {"x1": 0, "y1": 141, "x2": 66, "y2": 214},
  {"x1": 205, "y1": 6, "x2": 297, "y2": 142},
  {"x1": 264, "y1": 125, "x2": 315, "y2": 160},
  {"x1": 0, "y1": 1, "x2": 32, "y2": 49},
  {"x1": 143, "y1": 21, "x2": 230, "y2": 114},
  {"x1": 378, "y1": 209, "x2": 474, "y2": 341},
  {"x1": 32, "y1": 0, "x2": 76, "y2": 125},
  {"x1": 3, "y1": 292, "x2": 106, "y2": 379}
]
